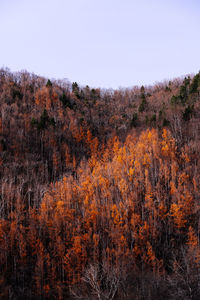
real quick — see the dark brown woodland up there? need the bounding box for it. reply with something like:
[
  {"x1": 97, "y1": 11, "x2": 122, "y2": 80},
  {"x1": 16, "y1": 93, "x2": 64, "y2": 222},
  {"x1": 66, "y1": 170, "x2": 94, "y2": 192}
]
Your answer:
[{"x1": 0, "y1": 68, "x2": 200, "y2": 299}]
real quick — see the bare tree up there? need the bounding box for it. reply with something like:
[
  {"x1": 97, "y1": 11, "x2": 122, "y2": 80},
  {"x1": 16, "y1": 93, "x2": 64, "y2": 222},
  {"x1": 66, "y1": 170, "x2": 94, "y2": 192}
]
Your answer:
[{"x1": 71, "y1": 263, "x2": 122, "y2": 300}]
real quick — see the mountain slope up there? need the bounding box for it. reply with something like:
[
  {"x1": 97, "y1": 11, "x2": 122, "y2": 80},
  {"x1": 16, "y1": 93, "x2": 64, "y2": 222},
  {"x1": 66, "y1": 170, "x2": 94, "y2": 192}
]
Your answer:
[{"x1": 0, "y1": 68, "x2": 200, "y2": 299}]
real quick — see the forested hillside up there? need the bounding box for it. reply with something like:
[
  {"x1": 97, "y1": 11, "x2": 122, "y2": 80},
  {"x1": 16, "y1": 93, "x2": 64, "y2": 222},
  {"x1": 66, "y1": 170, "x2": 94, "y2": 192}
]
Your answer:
[{"x1": 0, "y1": 68, "x2": 200, "y2": 299}]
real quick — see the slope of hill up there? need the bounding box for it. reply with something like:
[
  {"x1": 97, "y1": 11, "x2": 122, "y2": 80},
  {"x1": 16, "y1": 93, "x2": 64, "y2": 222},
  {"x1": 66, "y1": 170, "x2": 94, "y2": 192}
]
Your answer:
[{"x1": 0, "y1": 68, "x2": 200, "y2": 299}]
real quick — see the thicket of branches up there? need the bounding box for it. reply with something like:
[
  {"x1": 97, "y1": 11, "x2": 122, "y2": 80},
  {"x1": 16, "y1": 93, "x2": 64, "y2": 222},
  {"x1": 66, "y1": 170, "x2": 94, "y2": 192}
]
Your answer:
[{"x1": 0, "y1": 68, "x2": 200, "y2": 299}]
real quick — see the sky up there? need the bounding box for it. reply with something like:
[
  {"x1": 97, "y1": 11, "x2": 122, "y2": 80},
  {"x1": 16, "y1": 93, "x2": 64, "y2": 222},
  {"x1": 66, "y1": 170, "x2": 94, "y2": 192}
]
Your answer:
[{"x1": 0, "y1": 0, "x2": 200, "y2": 89}]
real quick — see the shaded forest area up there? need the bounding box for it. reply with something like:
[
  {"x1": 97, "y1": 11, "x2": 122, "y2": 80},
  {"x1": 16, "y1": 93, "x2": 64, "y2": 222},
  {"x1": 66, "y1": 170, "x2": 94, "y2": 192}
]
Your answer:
[{"x1": 0, "y1": 68, "x2": 200, "y2": 299}]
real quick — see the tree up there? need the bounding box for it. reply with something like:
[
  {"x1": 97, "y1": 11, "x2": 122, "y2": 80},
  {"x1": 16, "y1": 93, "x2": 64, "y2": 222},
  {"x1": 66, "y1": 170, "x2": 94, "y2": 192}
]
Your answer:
[{"x1": 46, "y1": 79, "x2": 52, "y2": 87}]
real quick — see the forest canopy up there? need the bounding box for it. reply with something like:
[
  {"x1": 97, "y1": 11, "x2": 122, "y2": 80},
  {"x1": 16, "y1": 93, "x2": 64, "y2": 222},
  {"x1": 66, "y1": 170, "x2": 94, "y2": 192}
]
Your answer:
[{"x1": 0, "y1": 68, "x2": 200, "y2": 299}]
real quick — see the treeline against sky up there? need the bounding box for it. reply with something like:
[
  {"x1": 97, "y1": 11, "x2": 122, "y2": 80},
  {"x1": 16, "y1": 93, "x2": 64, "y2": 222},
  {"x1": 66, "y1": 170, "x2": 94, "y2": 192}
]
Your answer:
[{"x1": 0, "y1": 69, "x2": 200, "y2": 299}]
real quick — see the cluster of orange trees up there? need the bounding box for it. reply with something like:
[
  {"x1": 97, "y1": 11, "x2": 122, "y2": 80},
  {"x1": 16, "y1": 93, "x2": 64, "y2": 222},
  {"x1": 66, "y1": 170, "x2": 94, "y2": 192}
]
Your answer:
[{"x1": 1, "y1": 128, "x2": 200, "y2": 299}]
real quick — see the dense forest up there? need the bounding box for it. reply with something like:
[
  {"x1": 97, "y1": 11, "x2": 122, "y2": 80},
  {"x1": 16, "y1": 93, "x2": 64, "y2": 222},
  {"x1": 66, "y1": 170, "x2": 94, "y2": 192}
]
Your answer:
[{"x1": 0, "y1": 68, "x2": 200, "y2": 299}]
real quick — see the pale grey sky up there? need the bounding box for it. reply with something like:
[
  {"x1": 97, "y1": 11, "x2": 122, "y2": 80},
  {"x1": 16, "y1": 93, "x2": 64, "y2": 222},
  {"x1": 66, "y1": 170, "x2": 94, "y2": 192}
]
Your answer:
[{"x1": 0, "y1": 0, "x2": 200, "y2": 88}]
